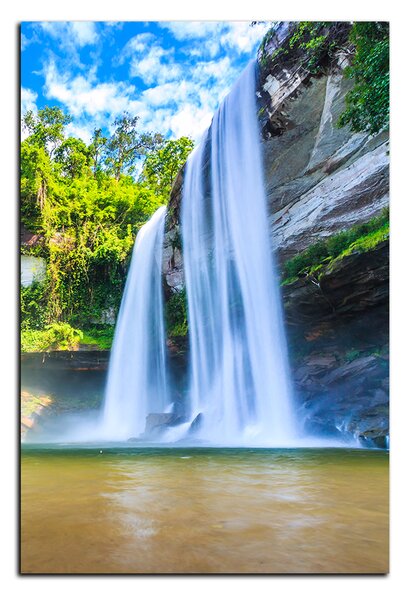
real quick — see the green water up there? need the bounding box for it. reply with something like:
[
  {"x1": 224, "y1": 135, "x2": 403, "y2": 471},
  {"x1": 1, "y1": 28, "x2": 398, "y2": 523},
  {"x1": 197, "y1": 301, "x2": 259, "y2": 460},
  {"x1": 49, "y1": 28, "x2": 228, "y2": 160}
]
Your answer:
[{"x1": 21, "y1": 446, "x2": 389, "y2": 574}]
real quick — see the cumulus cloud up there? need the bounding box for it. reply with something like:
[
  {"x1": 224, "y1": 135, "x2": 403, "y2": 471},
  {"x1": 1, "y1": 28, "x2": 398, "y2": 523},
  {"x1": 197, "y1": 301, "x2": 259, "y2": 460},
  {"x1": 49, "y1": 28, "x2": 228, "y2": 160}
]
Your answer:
[
  {"x1": 129, "y1": 46, "x2": 181, "y2": 86},
  {"x1": 43, "y1": 60, "x2": 137, "y2": 119},
  {"x1": 21, "y1": 87, "x2": 38, "y2": 114},
  {"x1": 64, "y1": 122, "x2": 94, "y2": 144},
  {"x1": 159, "y1": 21, "x2": 224, "y2": 41},
  {"x1": 220, "y1": 22, "x2": 270, "y2": 53},
  {"x1": 21, "y1": 88, "x2": 38, "y2": 140},
  {"x1": 38, "y1": 21, "x2": 99, "y2": 48},
  {"x1": 160, "y1": 21, "x2": 271, "y2": 56},
  {"x1": 33, "y1": 21, "x2": 271, "y2": 144}
]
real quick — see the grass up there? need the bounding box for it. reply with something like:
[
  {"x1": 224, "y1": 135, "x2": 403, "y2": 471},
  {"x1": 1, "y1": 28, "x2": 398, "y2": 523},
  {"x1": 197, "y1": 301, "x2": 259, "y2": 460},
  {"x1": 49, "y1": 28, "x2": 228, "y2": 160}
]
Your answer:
[
  {"x1": 80, "y1": 326, "x2": 115, "y2": 350},
  {"x1": 21, "y1": 323, "x2": 114, "y2": 352},
  {"x1": 21, "y1": 322, "x2": 83, "y2": 352},
  {"x1": 281, "y1": 209, "x2": 389, "y2": 285}
]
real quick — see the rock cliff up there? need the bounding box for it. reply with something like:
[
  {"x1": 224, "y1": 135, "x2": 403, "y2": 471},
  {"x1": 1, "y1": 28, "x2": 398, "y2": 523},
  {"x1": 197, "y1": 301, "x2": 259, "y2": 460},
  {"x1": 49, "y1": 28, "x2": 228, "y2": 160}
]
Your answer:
[{"x1": 162, "y1": 22, "x2": 389, "y2": 447}]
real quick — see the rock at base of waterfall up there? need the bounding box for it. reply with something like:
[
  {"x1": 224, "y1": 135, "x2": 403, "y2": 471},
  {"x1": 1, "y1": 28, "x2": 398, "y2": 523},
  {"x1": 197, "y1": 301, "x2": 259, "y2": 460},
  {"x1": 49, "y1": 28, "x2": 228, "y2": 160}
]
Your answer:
[
  {"x1": 189, "y1": 413, "x2": 203, "y2": 435},
  {"x1": 145, "y1": 413, "x2": 176, "y2": 434}
]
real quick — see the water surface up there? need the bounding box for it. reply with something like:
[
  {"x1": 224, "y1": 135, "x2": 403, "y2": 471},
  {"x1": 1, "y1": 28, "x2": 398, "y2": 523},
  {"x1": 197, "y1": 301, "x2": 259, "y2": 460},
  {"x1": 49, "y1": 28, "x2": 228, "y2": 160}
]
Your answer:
[{"x1": 21, "y1": 447, "x2": 388, "y2": 574}]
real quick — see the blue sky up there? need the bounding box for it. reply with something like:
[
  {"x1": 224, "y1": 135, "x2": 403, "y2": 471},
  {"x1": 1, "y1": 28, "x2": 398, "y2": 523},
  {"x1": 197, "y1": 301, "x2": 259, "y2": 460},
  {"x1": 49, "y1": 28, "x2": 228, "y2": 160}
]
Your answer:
[{"x1": 21, "y1": 21, "x2": 270, "y2": 144}]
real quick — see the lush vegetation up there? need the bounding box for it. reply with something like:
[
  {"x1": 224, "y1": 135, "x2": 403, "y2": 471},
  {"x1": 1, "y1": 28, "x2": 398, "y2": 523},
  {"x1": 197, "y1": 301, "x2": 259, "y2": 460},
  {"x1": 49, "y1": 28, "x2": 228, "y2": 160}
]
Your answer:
[
  {"x1": 338, "y1": 22, "x2": 389, "y2": 134},
  {"x1": 21, "y1": 322, "x2": 83, "y2": 352},
  {"x1": 21, "y1": 106, "x2": 193, "y2": 351},
  {"x1": 21, "y1": 22, "x2": 390, "y2": 351},
  {"x1": 259, "y1": 21, "x2": 389, "y2": 135},
  {"x1": 282, "y1": 209, "x2": 389, "y2": 285},
  {"x1": 165, "y1": 289, "x2": 188, "y2": 338}
]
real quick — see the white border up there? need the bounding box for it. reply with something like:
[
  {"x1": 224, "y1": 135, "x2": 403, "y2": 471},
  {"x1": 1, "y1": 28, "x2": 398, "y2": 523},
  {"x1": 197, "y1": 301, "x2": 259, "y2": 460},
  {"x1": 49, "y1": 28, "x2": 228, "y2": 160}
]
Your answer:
[{"x1": 2, "y1": 1, "x2": 404, "y2": 598}]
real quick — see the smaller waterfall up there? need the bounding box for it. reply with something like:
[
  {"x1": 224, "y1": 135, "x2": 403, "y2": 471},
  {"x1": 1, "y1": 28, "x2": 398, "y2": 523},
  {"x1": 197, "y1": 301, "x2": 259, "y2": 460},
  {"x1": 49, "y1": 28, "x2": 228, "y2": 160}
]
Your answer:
[{"x1": 100, "y1": 206, "x2": 169, "y2": 440}]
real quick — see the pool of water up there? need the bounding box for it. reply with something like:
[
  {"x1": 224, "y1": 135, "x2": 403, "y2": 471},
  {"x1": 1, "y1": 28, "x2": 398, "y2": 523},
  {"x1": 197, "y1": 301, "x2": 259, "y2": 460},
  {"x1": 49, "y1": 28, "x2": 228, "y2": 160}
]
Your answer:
[{"x1": 20, "y1": 446, "x2": 389, "y2": 574}]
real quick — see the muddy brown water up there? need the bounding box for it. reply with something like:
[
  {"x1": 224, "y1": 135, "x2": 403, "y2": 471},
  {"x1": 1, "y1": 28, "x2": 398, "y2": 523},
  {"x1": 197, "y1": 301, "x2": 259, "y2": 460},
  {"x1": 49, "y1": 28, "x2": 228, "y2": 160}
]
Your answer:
[{"x1": 20, "y1": 446, "x2": 388, "y2": 574}]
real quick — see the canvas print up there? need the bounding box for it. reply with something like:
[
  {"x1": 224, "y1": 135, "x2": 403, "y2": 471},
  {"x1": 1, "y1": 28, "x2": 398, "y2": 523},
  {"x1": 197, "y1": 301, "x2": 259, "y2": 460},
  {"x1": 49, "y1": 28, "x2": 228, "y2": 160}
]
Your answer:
[{"x1": 20, "y1": 21, "x2": 389, "y2": 574}]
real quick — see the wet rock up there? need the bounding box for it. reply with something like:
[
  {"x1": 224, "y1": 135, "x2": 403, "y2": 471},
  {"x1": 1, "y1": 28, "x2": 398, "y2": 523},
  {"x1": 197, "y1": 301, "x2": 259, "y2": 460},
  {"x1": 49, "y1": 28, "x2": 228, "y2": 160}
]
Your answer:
[
  {"x1": 145, "y1": 413, "x2": 177, "y2": 434},
  {"x1": 189, "y1": 413, "x2": 203, "y2": 434}
]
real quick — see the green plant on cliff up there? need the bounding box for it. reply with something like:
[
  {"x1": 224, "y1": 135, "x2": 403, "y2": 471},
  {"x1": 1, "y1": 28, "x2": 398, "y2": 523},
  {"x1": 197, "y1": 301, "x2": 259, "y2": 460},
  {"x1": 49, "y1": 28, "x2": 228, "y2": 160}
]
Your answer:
[
  {"x1": 338, "y1": 22, "x2": 389, "y2": 134},
  {"x1": 288, "y1": 22, "x2": 331, "y2": 74},
  {"x1": 282, "y1": 209, "x2": 389, "y2": 284},
  {"x1": 165, "y1": 288, "x2": 188, "y2": 337}
]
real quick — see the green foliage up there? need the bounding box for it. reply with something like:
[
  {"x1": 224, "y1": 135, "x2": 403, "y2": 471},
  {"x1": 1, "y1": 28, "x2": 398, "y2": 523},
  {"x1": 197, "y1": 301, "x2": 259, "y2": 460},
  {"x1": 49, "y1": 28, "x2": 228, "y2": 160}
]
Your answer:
[
  {"x1": 338, "y1": 22, "x2": 389, "y2": 134},
  {"x1": 81, "y1": 326, "x2": 115, "y2": 350},
  {"x1": 22, "y1": 106, "x2": 72, "y2": 156},
  {"x1": 345, "y1": 349, "x2": 361, "y2": 362},
  {"x1": 141, "y1": 137, "x2": 194, "y2": 200},
  {"x1": 288, "y1": 22, "x2": 332, "y2": 74},
  {"x1": 54, "y1": 137, "x2": 92, "y2": 179},
  {"x1": 105, "y1": 112, "x2": 164, "y2": 180},
  {"x1": 283, "y1": 241, "x2": 329, "y2": 281},
  {"x1": 282, "y1": 209, "x2": 389, "y2": 283},
  {"x1": 165, "y1": 289, "x2": 188, "y2": 337},
  {"x1": 21, "y1": 105, "x2": 193, "y2": 349},
  {"x1": 21, "y1": 322, "x2": 83, "y2": 352},
  {"x1": 21, "y1": 282, "x2": 48, "y2": 330}
]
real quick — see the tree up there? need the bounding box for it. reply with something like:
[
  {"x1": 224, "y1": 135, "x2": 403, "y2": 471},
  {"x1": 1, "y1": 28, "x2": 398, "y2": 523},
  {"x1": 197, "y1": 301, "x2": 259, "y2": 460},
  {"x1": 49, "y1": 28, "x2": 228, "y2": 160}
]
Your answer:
[
  {"x1": 338, "y1": 22, "x2": 389, "y2": 134},
  {"x1": 20, "y1": 107, "x2": 171, "y2": 334},
  {"x1": 140, "y1": 136, "x2": 194, "y2": 200},
  {"x1": 88, "y1": 128, "x2": 108, "y2": 175},
  {"x1": 22, "y1": 106, "x2": 72, "y2": 157},
  {"x1": 105, "y1": 112, "x2": 164, "y2": 180},
  {"x1": 54, "y1": 137, "x2": 92, "y2": 179}
]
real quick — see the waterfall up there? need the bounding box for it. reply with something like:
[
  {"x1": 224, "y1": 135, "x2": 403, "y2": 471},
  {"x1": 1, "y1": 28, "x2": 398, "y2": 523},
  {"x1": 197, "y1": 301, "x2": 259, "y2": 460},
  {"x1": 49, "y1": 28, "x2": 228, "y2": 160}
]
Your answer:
[
  {"x1": 95, "y1": 60, "x2": 296, "y2": 446},
  {"x1": 100, "y1": 206, "x2": 169, "y2": 440},
  {"x1": 181, "y1": 61, "x2": 297, "y2": 444}
]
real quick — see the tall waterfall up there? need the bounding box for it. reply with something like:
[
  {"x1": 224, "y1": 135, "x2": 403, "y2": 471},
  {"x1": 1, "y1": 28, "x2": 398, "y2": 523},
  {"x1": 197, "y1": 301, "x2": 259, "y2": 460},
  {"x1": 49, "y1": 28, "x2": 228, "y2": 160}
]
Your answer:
[
  {"x1": 181, "y1": 61, "x2": 296, "y2": 444},
  {"x1": 100, "y1": 206, "x2": 169, "y2": 440}
]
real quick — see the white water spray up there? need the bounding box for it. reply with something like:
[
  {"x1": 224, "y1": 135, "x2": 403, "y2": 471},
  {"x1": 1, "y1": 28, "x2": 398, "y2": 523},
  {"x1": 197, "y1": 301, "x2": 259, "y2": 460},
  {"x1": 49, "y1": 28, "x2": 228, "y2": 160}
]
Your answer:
[
  {"x1": 100, "y1": 206, "x2": 169, "y2": 440},
  {"x1": 181, "y1": 61, "x2": 297, "y2": 444}
]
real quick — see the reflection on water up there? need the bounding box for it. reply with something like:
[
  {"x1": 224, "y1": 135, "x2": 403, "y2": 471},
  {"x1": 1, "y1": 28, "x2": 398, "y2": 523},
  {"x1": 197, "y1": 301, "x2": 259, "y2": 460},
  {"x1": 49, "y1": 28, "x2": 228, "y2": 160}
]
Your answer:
[{"x1": 21, "y1": 447, "x2": 388, "y2": 574}]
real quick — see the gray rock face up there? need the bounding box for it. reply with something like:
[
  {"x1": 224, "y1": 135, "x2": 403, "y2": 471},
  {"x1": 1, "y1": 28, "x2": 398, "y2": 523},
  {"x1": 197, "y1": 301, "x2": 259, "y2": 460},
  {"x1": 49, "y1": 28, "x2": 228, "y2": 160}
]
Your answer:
[{"x1": 260, "y1": 65, "x2": 389, "y2": 262}]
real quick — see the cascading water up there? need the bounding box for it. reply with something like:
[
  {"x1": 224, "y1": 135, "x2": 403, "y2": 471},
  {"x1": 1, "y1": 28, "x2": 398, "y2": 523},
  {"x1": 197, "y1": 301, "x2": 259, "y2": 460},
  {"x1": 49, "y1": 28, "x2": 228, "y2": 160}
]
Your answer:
[
  {"x1": 99, "y1": 205, "x2": 170, "y2": 440},
  {"x1": 181, "y1": 60, "x2": 297, "y2": 445},
  {"x1": 91, "y1": 59, "x2": 297, "y2": 446}
]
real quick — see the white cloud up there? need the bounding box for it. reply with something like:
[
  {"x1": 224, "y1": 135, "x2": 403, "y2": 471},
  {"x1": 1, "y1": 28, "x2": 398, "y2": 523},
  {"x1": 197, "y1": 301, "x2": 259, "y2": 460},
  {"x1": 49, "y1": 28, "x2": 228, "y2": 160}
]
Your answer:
[
  {"x1": 128, "y1": 44, "x2": 181, "y2": 86},
  {"x1": 21, "y1": 88, "x2": 38, "y2": 140},
  {"x1": 160, "y1": 21, "x2": 271, "y2": 55},
  {"x1": 169, "y1": 104, "x2": 213, "y2": 140},
  {"x1": 64, "y1": 123, "x2": 94, "y2": 144},
  {"x1": 159, "y1": 21, "x2": 224, "y2": 41},
  {"x1": 37, "y1": 21, "x2": 272, "y2": 147},
  {"x1": 122, "y1": 32, "x2": 156, "y2": 57},
  {"x1": 38, "y1": 21, "x2": 99, "y2": 50},
  {"x1": 21, "y1": 87, "x2": 38, "y2": 114},
  {"x1": 21, "y1": 33, "x2": 31, "y2": 52},
  {"x1": 142, "y1": 81, "x2": 189, "y2": 106},
  {"x1": 43, "y1": 60, "x2": 138, "y2": 118},
  {"x1": 220, "y1": 22, "x2": 270, "y2": 53},
  {"x1": 69, "y1": 22, "x2": 98, "y2": 47}
]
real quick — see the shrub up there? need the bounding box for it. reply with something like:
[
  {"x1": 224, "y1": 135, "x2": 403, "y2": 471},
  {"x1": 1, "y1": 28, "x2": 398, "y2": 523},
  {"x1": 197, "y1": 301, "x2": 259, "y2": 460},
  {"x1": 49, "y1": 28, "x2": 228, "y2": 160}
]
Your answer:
[
  {"x1": 21, "y1": 322, "x2": 83, "y2": 352},
  {"x1": 165, "y1": 289, "x2": 188, "y2": 338},
  {"x1": 338, "y1": 22, "x2": 389, "y2": 134},
  {"x1": 282, "y1": 209, "x2": 389, "y2": 283}
]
